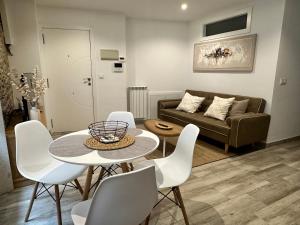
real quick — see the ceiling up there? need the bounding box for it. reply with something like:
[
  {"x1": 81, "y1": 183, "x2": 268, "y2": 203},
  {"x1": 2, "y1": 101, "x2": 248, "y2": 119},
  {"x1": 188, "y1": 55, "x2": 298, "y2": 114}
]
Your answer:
[{"x1": 36, "y1": 0, "x2": 252, "y2": 22}]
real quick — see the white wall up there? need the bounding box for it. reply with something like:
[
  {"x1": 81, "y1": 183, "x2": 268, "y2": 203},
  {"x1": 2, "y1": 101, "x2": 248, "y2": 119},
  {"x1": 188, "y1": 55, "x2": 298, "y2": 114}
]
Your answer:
[
  {"x1": 268, "y1": 0, "x2": 300, "y2": 142},
  {"x1": 126, "y1": 19, "x2": 188, "y2": 91},
  {"x1": 7, "y1": 0, "x2": 41, "y2": 71},
  {"x1": 8, "y1": 3, "x2": 190, "y2": 124},
  {"x1": 187, "y1": 0, "x2": 286, "y2": 114},
  {"x1": 37, "y1": 6, "x2": 127, "y2": 121},
  {"x1": 6, "y1": 0, "x2": 41, "y2": 108}
]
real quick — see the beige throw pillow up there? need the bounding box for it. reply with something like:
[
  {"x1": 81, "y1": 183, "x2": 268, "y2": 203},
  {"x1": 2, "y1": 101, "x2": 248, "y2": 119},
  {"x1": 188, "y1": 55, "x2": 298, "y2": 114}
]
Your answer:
[
  {"x1": 176, "y1": 93, "x2": 205, "y2": 113},
  {"x1": 204, "y1": 96, "x2": 235, "y2": 120},
  {"x1": 229, "y1": 99, "x2": 249, "y2": 116}
]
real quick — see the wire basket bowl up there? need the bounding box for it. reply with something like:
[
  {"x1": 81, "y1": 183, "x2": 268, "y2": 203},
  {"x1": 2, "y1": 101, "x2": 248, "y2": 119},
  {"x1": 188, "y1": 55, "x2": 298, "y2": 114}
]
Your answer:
[{"x1": 88, "y1": 121, "x2": 129, "y2": 144}]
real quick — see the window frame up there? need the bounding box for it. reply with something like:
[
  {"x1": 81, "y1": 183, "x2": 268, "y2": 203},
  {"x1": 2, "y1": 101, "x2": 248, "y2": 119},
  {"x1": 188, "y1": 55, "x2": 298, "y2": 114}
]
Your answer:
[{"x1": 201, "y1": 7, "x2": 252, "y2": 41}]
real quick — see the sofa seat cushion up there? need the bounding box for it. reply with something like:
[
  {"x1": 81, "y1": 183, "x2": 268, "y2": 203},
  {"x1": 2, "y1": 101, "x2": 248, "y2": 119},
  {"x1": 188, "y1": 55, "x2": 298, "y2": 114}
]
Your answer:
[{"x1": 160, "y1": 109, "x2": 230, "y2": 136}]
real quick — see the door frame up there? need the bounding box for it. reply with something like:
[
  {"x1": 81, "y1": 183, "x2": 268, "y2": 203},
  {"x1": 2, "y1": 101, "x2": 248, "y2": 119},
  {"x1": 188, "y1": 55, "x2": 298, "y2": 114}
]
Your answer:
[{"x1": 39, "y1": 26, "x2": 97, "y2": 131}]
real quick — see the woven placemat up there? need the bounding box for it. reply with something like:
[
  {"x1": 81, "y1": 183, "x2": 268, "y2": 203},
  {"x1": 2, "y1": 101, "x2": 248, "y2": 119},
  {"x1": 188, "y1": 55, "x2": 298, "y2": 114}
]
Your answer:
[{"x1": 84, "y1": 134, "x2": 135, "y2": 150}]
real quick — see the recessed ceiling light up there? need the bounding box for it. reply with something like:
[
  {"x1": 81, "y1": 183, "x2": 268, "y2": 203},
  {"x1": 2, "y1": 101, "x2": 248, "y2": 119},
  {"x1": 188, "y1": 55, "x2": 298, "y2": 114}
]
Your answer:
[{"x1": 181, "y1": 3, "x2": 188, "y2": 11}]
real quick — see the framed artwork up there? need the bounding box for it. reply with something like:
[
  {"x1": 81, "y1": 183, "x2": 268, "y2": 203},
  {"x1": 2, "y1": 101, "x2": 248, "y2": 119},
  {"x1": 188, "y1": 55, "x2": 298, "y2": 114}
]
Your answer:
[{"x1": 193, "y1": 34, "x2": 257, "y2": 72}]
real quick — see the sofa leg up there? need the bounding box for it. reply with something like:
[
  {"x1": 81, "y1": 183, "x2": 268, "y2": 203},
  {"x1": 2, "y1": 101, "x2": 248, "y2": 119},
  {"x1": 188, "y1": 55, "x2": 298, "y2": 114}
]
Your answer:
[{"x1": 225, "y1": 144, "x2": 229, "y2": 153}]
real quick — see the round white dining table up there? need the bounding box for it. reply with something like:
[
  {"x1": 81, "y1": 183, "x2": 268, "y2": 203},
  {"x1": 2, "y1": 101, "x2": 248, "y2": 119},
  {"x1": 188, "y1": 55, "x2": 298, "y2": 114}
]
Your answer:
[{"x1": 49, "y1": 128, "x2": 159, "y2": 200}]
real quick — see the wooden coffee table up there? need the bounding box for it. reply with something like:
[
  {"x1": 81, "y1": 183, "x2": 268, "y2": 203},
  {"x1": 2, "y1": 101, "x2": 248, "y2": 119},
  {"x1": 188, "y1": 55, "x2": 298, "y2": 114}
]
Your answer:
[{"x1": 144, "y1": 119, "x2": 182, "y2": 157}]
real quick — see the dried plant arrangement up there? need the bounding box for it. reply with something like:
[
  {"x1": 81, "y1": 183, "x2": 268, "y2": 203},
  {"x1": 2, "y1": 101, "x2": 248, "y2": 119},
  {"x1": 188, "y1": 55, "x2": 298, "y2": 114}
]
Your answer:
[{"x1": 7, "y1": 66, "x2": 47, "y2": 107}]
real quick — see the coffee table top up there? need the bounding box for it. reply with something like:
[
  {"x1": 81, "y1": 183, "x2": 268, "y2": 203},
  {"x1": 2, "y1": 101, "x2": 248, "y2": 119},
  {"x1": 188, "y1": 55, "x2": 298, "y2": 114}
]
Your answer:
[{"x1": 144, "y1": 119, "x2": 182, "y2": 137}]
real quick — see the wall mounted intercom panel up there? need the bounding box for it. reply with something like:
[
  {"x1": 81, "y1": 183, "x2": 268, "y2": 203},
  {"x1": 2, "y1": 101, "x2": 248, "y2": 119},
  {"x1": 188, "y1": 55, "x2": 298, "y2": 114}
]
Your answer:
[{"x1": 113, "y1": 62, "x2": 124, "y2": 73}]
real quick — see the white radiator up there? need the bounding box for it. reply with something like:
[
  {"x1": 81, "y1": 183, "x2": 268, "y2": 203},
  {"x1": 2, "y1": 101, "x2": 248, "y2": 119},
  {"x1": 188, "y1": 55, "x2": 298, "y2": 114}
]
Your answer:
[
  {"x1": 148, "y1": 91, "x2": 184, "y2": 119},
  {"x1": 127, "y1": 86, "x2": 148, "y2": 119}
]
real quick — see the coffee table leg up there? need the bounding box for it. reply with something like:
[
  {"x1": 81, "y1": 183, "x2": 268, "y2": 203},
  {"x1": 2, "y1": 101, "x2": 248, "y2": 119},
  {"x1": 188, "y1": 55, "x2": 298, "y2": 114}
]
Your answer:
[
  {"x1": 82, "y1": 166, "x2": 94, "y2": 201},
  {"x1": 163, "y1": 137, "x2": 166, "y2": 157}
]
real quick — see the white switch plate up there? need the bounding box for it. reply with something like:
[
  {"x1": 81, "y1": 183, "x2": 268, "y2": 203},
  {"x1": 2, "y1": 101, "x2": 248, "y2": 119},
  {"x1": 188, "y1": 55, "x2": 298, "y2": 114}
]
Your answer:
[{"x1": 279, "y1": 78, "x2": 287, "y2": 86}]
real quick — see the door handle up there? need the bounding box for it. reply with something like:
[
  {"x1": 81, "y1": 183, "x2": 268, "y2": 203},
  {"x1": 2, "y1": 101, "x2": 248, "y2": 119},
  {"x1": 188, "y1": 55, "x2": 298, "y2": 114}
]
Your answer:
[
  {"x1": 83, "y1": 77, "x2": 92, "y2": 86},
  {"x1": 83, "y1": 81, "x2": 92, "y2": 85}
]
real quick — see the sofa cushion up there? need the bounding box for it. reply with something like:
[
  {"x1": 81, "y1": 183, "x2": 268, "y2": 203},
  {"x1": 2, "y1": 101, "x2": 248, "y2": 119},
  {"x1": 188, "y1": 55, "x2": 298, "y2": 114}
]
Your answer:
[
  {"x1": 204, "y1": 96, "x2": 235, "y2": 121},
  {"x1": 176, "y1": 92, "x2": 205, "y2": 113},
  {"x1": 229, "y1": 99, "x2": 249, "y2": 116},
  {"x1": 160, "y1": 109, "x2": 230, "y2": 136}
]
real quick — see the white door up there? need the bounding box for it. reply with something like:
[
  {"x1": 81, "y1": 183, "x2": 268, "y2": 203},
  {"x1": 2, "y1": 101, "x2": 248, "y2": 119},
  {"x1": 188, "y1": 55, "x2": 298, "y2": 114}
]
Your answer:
[{"x1": 41, "y1": 28, "x2": 94, "y2": 132}]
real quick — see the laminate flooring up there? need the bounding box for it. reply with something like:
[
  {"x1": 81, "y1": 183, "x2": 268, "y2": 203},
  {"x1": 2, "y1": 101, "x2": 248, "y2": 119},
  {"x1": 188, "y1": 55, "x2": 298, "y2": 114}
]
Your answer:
[{"x1": 1, "y1": 139, "x2": 300, "y2": 225}]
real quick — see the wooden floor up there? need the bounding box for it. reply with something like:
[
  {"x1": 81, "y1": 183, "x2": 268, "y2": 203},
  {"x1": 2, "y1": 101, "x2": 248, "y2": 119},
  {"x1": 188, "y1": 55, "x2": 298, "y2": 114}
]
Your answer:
[{"x1": 1, "y1": 139, "x2": 300, "y2": 225}]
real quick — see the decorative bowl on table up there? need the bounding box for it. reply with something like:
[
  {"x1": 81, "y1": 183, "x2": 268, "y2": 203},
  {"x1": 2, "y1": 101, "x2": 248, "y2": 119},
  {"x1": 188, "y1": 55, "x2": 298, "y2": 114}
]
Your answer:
[{"x1": 88, "y1": 121, "x2": 129, "y2": 144}]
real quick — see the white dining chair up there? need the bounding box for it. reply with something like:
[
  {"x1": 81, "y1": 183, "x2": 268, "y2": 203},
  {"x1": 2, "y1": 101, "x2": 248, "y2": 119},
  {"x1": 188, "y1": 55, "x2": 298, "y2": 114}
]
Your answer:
[
  {"x1": 71, "y1": 165, "x2": 158, "y2": 225},
  {"x1": 107, "y1": 111, "x2": 136, "y2": 128},
  {"x1": 15, "y1": 120, "x2": 87, "y2": 225},
  {"x1": 141, "y1": 124, "x2": 199, "y2": 225},
  {"x1": 93, "y1": 111, "x2": 136, "y2": 183},
  {"x1": 108, "y1": 110, "x2": 136, "y2": 168}
]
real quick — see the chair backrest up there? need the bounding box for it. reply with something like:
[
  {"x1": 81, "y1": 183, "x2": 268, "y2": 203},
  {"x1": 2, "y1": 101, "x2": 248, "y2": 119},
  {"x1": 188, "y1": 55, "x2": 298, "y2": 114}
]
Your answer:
[
  {"x1": 15, "y1": 120, "x2": 53, "y2": 170},
  {"x1": 169, "y1": 124, "x2": 199, "y2": 184},
  {"x1": 86, "y1": 166, "x2": 157, "y2": 225},
  {"x1": 107, "y1": 111, "x2": 136, "y2": 128}
]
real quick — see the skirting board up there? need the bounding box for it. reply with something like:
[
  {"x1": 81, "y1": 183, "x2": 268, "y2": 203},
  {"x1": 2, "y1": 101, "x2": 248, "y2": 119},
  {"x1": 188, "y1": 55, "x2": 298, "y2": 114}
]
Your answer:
[{"x1": 266, "y1": 135, "x2": 300, "y2": 147}]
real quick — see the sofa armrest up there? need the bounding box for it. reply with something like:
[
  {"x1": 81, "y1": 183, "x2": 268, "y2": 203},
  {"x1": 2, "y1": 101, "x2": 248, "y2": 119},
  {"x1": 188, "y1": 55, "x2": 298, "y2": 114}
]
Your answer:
[
  {"x1": 228, "y1": 113, "x2": 271, "y2": 148},
  {"x1": 157, "y1": 99, "x2": 181, "y2": 119},
  {"x1": 158, "y1": 99, "x2": 181, "y2": 109}
]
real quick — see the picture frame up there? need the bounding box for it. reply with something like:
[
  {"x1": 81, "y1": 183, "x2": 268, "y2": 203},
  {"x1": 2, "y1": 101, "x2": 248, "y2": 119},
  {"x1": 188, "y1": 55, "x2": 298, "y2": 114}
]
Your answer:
[{"x1": 193, "y1": 34, "x2": 257, "y2": 72}]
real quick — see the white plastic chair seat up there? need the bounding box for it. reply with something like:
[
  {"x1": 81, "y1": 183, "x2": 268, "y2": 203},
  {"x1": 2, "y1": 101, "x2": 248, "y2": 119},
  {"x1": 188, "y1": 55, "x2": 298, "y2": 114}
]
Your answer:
[
  {"x1": 135, "y1": 124, "x2": 199, "y2": 225},
  {"x1": 71, "y1": 166, "x2": 157, "y2": 225},
  {"x1": 15, "y1": 120, "x2": 87, "y2": 225},
  {"x1": 135, "y1": 159, "x2": 188, "y2": 189},
  {"x1": 20, "y1": 159, "x2": 87, "y2": 185},
  {"x1": 71, "y1": 199, "x2": 92, "y2": 225},
  {"x1": 135, "y1": 124, "x2": 199, "y2": 189},
  {"x1": 154, "y1": 159, "x2": 188, "y2": 189}
]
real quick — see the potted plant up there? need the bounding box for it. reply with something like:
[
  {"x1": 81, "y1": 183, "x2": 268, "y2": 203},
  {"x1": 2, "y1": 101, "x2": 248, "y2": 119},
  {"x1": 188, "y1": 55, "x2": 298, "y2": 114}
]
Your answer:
[{"x1": 8, "y1": 66, "x2": 47, "y2": 120}]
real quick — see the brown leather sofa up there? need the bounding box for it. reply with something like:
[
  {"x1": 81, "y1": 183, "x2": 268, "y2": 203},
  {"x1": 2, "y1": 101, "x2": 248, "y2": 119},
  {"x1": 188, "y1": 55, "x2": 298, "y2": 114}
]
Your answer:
[{"x1": 158, "y1": 90, "x2": 271, "y2": 152}]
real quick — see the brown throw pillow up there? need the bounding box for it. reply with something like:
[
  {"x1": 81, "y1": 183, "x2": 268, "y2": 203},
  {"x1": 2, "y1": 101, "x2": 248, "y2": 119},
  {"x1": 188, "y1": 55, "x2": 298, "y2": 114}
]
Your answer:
[{"x1": 229, "y1": 99, "x2": 249, "y2": 116}]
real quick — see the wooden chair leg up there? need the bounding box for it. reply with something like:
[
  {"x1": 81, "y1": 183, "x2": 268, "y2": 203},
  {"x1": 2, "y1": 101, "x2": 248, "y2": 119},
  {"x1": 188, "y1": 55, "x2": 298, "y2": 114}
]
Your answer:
[
  {"x1": 172, "y1": 187, "x2": 179, "y2": 205},
  {"x1": 74, "y1": 179, "x2": 83, "y2": 195},
  {"x1": 174, "y1": 186, "x2": 189, "y2": 225},
  {"x1": 93, "y1": 167, "x2": 106, "y2": 193},
  {"x1": 145, "y1": 214, "x2": 151, "y2": 225},
  {"x1": 25, "y1": 182, "x2": 39, "y2": 222},
  {"x1": 83, "y1": 166, "x2": 94, "y2": 200},
  {"x1": 54, "y1": 185, "x2": 62, "y2": 225},
  {"x1": 129, "y1": 162, "x2": 134, "y2": 171},
  {"x1": 99, "y1": 167, "x2": 106, "y2": 179}
]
